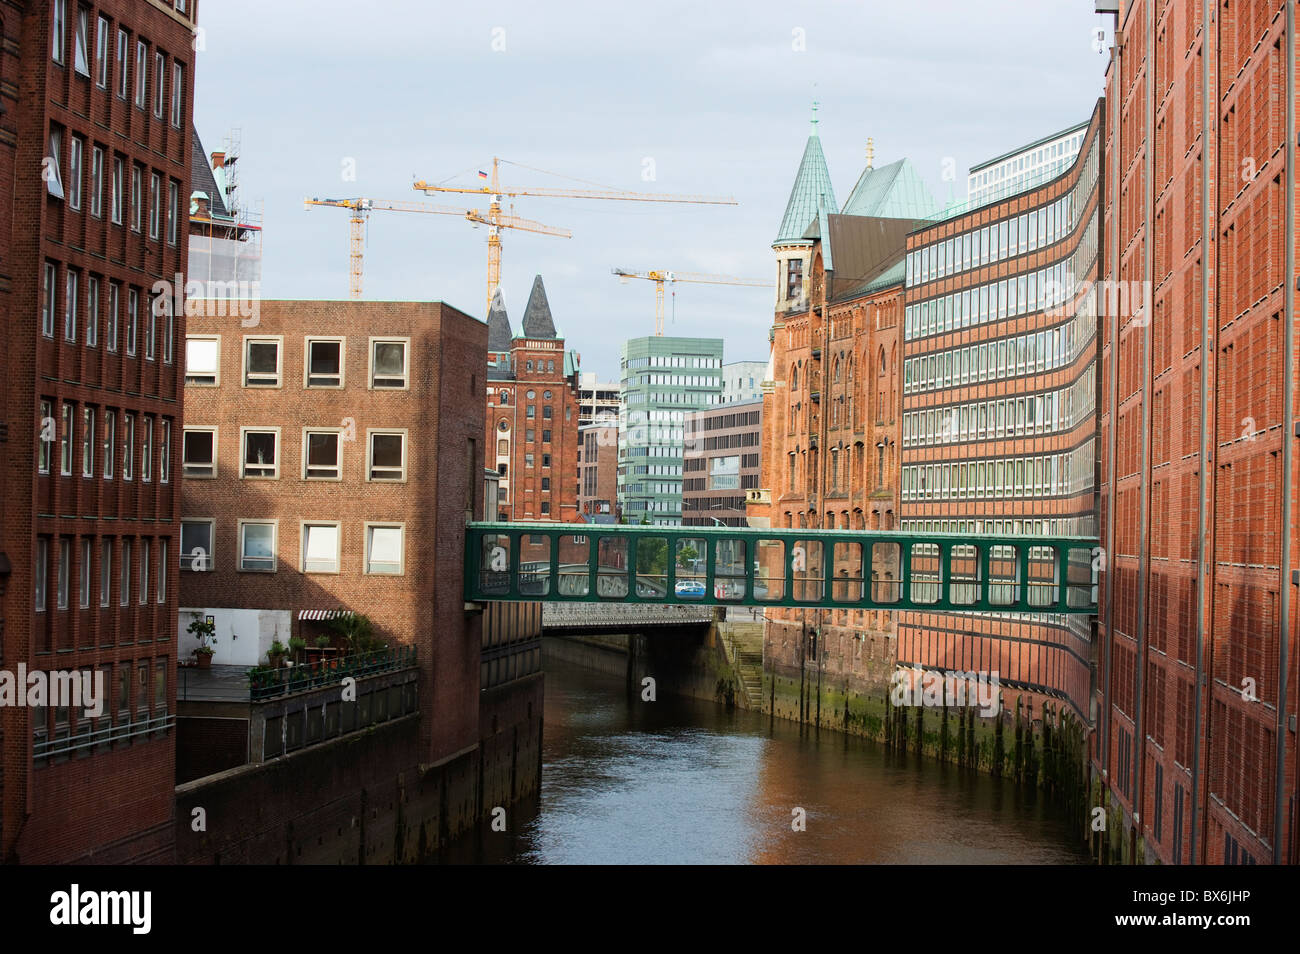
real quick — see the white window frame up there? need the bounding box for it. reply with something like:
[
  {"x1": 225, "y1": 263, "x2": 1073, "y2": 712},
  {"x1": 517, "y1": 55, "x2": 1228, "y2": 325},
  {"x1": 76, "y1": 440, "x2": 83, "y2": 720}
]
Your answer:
[
  {"x1": 99, "y1": 539, "x2": 111, "y2": 607},
  {"x1": 368, "y1": 336, "x2": 410, "y2": 389},
  {"x1": 68, "y1": 135, "x2": 83, "y2": 210},
  {"x1": 184, "y1": 334, "x2": 220, "y2": 386},
  {"x1": 81, "y1": 405, "x2": 95, "y2": 477},
  {"x1": 134, "y1": 39, "x2": 147, "y2": 108},
  {"x1": 90, "y1": 145, "x2": 103, "y2": 218},
  {"x1": 363, "y1": 523, "x2": 405, "y2": 576},
  {"x1": 79, "y1": 538, "x2": 91, "y2": 608},
  {"x1": 238, "y1": 519, "x2": 278, "y2": 573},
  {"x1": 303, "y1": 428, "x2": 343, "y2": 481},
  {"x1": 170, "y1": 62, "x2": 184, "y2": 127},
  {"x1": 42, "y1": 262, "x2": 56, "y2": 337},
  {"x1": 242, "y1": 335, "x2": 283, "y2": 388},
  {"x1": 115, "y1": 27, "x2": 128, "y2": 98},
  {"x1": 366, "y1": 428, "x2": 408, "y2": 482},
  {"x1": 57, "y1": 538, "x2": 70, "y2": 609},
  {"x1": 141, "y1": 416, "x2": 153, "y2": 482},
  {"x1": 64, "y1": 268, "x2": 78, "y2": 341},
  {"x1": 106, "y1": 281, "x2": 119, "y2": 351},
  {"x1": 119, "y1": 538, "x2": 131, "y2": 606},
  {"x1": 95, "y1": 14, "x2": 109, "y2": 87},
  {"x1": 35, "y1": 538, "x2": 49, "y2": 611},
  {"x1": 126, "y1": 287, "x2": 138, "y2": 355},
  {"x1": 304, "y1": 336, "x2": 346, "y2": 388},
  {"x1": 160, "y1": 420, "x2": 170, "y2": 483},
  {"x1": 153, "y1": 50, "x2": 165, "y2": 118},
  {"x1": 103, "y1": 408, "x2": 115, "y2": 478},
  {"x1": 139, "y1": 538, "x2": 150, "y2": 604},
  {"x1": 122, "y1": 412, "x2": 134, "y2": 480},
  {"x1": 60, "y1": 403, "x2": 74, "y2": 476},
  {"x1": 300, "y1": 521, "x2": 342, "y2": 575},
  {"x1": 148, "y1": 171, "x2": 160, "y2": 239},
  {"x1": 52, "y1": 0, "x2": 66, "y2": 64},
  {"x1": 157, "y1": 538, "x2": 167, "y2": 603},
  {"x1": 240, "y1": 426, "x2": 280, "y2": 479},
  {"x1": 111, "y1": 156, "x2": 123, "y2": 224},
  {"x1": 182, "y1": 426, "x2": 217, "y2": 479},
  {"x1": 180, "y1": 518, "x2": 215, "y2": 572},
  {"x1": 73, "y1": 5, "x2": 90, "y2": 75},
  {"x1": 86, "y1": 274, "x2": 98, "y2": 347}
]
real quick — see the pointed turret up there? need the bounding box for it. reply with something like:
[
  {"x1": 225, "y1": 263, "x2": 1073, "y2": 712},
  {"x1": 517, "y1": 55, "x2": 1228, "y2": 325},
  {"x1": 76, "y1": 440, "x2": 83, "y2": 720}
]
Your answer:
[
  {"x1": 773, "y1": 103, "x2": 837, "y2": 248},
  {"x1": 486, "y1": 287, "x2": 513, "y2": 352},
  {"x1": 521, "y1": 274, "x2": 557, "y2": 339}
]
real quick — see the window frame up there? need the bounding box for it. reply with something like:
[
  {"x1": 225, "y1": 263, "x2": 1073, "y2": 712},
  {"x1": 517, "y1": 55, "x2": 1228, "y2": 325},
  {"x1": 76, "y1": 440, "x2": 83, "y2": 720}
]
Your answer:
[
  {"x1": 366, "y1": 428, "x2": 408, "y2": 482},
  {"x1": 94, "y1": 14, "x2": 109, "y2": 87},
  {"x1": 302, "y1": 427, "x2": 343, "y2": 481},
  {"x1": 240, "y1": 426, "x2": 281, "y2": 480},
  {"x1": 363, "y1": 523, "x2": 405, "y2": 576},
  {"x1": 242, "y1": 335, "x2": 283, "y2": 388},
  {"x1": 300, "y1": 521, "x2": 342, "y2": 575},
  {"x1": 182, "y1": 426, "x2": 217, "y2": 479},
  {"x1": 304, "y1": 336, "x2": 346, "y2": 388},
  {"x1": 238, "y1": 519, "x2": 278, "y2": 573},
  {"x1": 184, "y1": 334, "x2": 220, "y2": 386},
  {"x1": 368, "y1": 336, "x2": 410, "y2": 389},
  {"x1": 180, "y1": 519, "x2": 215, "y2": 572}
]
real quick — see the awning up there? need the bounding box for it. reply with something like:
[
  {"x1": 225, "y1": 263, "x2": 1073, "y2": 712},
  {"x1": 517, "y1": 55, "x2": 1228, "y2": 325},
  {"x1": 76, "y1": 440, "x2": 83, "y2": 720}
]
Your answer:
[{"x1": 298, "y1": 609, "x2": 347, "y2": 621}]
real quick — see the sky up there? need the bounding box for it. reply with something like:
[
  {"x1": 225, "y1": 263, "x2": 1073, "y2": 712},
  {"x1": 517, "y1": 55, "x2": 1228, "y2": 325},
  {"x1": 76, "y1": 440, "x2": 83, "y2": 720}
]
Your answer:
[{"x1": 193, "y1": 1, "x2": 1114, "y2": 382}]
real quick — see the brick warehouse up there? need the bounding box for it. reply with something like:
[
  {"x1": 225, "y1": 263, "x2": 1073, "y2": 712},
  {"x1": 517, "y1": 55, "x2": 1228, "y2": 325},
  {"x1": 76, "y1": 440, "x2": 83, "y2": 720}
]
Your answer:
[
  {"x1": 0, "y1": 0, "x2": 197, "y2": 864},
  {"x1": 484, "y1": 276, "x2": 582, "y2": 523},
  {"x1": 179, "y1": 299, "x2": 507, "y2": 770},
  {"x1": 899, "y1": 104, "x2": 1103, "y2": 726},
  {"x1": 1097, "y1": 0, "x2": 1299, "y2": 865}
]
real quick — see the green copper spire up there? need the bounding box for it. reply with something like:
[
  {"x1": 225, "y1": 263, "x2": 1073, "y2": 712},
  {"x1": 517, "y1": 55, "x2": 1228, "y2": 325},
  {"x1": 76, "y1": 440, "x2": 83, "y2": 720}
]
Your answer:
[{"x1": 773, "y1": 104, "x2": 837, "y2": 247}]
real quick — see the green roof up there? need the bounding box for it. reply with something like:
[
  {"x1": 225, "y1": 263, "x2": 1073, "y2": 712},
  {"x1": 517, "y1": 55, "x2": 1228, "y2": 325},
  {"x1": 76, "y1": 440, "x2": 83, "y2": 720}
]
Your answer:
[
  {"x1": 774, "y1": 130, "x2": 836, "y2": 246},
  {"x1": 840, "y1": 158, "x2": 939, "y2": 219},
  {"x1": 862, "y1": 256, "x2": 906, "y2": 293}
]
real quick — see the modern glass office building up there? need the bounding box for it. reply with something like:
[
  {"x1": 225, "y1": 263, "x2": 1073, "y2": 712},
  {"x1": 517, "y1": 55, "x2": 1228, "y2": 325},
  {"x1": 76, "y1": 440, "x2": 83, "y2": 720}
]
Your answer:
[{"x1": 618, "y1": 336, "x2": 724, "y2": 525}]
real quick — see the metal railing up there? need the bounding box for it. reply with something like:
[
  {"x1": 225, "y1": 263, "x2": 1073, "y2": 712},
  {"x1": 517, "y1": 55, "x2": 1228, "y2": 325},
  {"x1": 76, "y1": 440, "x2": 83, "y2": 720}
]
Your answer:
[
  {"x1": 34, "y1": 713, "x2": 175, "y2": 760},
  {"x1": 248, "y1": 646, "x2": 418, "y2": 701}
]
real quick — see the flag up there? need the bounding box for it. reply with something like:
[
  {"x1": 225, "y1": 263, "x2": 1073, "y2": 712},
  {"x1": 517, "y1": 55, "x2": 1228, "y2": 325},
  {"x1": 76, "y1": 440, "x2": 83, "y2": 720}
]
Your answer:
[{"x1": 477, "y1": 170, "x2": 488, "y2": 180}]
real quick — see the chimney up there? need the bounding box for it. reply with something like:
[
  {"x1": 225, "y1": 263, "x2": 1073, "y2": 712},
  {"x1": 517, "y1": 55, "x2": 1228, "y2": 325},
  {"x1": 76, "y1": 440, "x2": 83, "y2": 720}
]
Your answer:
[{"x1": 210, "y1": 150, "x2": 226, "y2": 170}]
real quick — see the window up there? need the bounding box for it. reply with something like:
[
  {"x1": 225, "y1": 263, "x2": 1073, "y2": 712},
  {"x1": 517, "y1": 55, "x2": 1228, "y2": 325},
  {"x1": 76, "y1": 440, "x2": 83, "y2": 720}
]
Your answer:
[
  {"x1": 305, "y1": 338, "x2": 343, "y2": 387},
  {"x1": 81, "y1": 406, "x2": 95, "y2": 477},
  {"x1": 144, "y1": 294, "x2": 156, "y2": 360},
  {"x1": 157, "y1": 539, "x2": 167, "y2": 603},
  {"x1": 153, "y1": 51, "x2": 165, "y2": 118},
  {"x1": 35, "y1": 538, "x2": 48, "y2": 612},
  {"x1": 141, "y1": 417, "x2": 152, "y2": 482},
  {"x1": 115, "y1": 28, "x2": 128, "y2": 98},
  {"x1": 542, "y1": 429, "x2": 552, "y2": 443},
  {"x1": 130, "y1": 165, "x2": 141, "y2": 231},
  {"x1": 139, "y1": 539, "x2": 150, "y2": 603},
  {"x1": 365, "y1": 524, "x2": 403, "y2": 575},
  {"x1": 74, "y1": 6, "x2": 90, "y2": 75},
  {"x1": 42, "y1": 263, "x2": 56, "y2": 337},
  {"x1": 64, "y1": 268, "x2": 78, "y2": 340},
  {"x1": 122, "y1": 413, "x2": 134, "y2": 480},
  {"x1": 370, "y1": 338, "x2": 408, "y2": 388},
  {"x1": 243, "y1": 337, "x2": 281, "y2": 386},
  {"x1": 103, "y1": 409, "x2": 115, "y2": 478},
  {"x1": 38, "y1": 399, "x2": 53, "y2": 474},
  {"x1": 90, "y1": 146, "x2": 103, "y2": 217},
  {"x1": 57, "y1": 539, "x2": 70, "y2": 609},
  {"x1": 180, "y1": 520, "x2": 213, "y2": 571},
  {"x1": 68, "y1": 133, "x2": 83, "y2": 207},
  {"x1": 60, "y1": 404, "x2": 73, "y2": 475},
  {"x1": 86, "y1": 275, "x2": 98, "y2": 347},
  {"x1": 46, "y1": 125, "x2": 64, "y2": 199},
  {"x1": 367, "y1": 430, "x2": 406, "y2": 480},
  {"x1": 182, "y1": 428, "x2": 216, "y2": 478},
  {"x1": 170, "y1": 62, "x2": 184, "y2": 127},
  {"x1": 160, "y1": 421, "x2": 170, "y2": 483},
  {"x1": 52, "y1": 0, "x2": 66, "y2": 64},
  {"x1": 79, "y1": 540, "x2": 91, "y2": 608},
  {"x1": 148, "y1": 172, "x2": 160, "y2": 239},
  {"x1": 302, "y1": 523, "x2": 341, "y2": 574},
  {"x1": 184, "y1": 335, "x2": 219, "y2": 385},
  {"x1": 106, "y1": 282, "x2": 119, "y2": 351},
  {"x1": 134, "y1": 40, "x2": 147, "y2": 108},
  {"x1": 166, "y1": 180, "x2": 178, "y2": 245},
  {"x1": 119, "y1": 539, "x2": 130, "y2": 606},
  {"x1": 239, "y1": 521, "x2": 276, "y2": 572},
  {"x1": 111, "y1": 157, "x2": 123, "y2": 224},
  {"x1": 100, "y1": 540, "x2": 111, "y2": 607},
  {"x1": 241, "y1": 428, "x2": 279, "y2": 478},
  {"x1": 95, "y1": 15, "x2": 109, "y2": 86},
  {"x1": 304, "y1": 430, "x2": 342, "y2": 479}
]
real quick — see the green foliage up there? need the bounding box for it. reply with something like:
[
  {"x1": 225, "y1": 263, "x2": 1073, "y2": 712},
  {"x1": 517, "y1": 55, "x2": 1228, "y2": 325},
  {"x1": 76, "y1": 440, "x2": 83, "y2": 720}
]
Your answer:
[
  {"x1": 269, "y1": 639, "x2": 287, "y2": 656},
  {"x1": 637, "y1": 535, "x2": 667, "y2": 577},
  {"x1": 288, "y1": 636, "x2": 306, "y2": 652},
  {"x1": 315, "y1": 634, "x2": 332, "y2": 648},
  {"x1": 187, "y1": 612, "x2": 217, "y2": 656},
  {"x1": 326, "y1": 610, "x2": 382, "y2": 654},
  {"x1": 676, "y1": 544, "x2": 698, "y2": 568}
]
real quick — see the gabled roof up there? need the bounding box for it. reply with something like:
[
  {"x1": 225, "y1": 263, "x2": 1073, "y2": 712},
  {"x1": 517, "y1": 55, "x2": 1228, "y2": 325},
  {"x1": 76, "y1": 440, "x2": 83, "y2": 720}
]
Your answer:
[
  {"x1": 191, "y1": 127, "x2": 228, "y2": 219},
  {"x1": 774, "y1": 130, "x2": 836, "y2": 247},
  {"x1": 819, "y1": 214, "x2": 915, "y2": 302},
  {"x1": 521, "y1": 274, "x2": 557, "y2": 339},
  {"x1": 486, "y1": 287, "x2": 513, "y2": 351},
  {"x1": 840, "y1": 158, "x2": 939, "y2": 220}
]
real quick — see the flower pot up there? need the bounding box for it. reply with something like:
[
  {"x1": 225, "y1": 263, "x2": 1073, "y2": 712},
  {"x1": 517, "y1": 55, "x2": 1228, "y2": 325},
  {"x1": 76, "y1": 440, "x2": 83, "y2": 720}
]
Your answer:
[
  {"x1": 196, "y1": 652, "x2": 213, "y2": 670},
  {"x1": 268, "y1": 652, "x2": 286, "y2": 669}
]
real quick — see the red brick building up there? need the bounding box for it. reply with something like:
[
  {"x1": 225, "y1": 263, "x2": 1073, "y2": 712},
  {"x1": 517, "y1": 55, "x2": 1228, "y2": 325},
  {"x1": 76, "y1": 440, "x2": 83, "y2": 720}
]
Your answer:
[
  {"x1": 485, "y1": 276, "x2": 582, "y2": 523},
  {"x1": 683, "y1": 399, "x2": 761, "y2": 527},
  {"x1": 578, "y1": 423, "x2": 618, "y2": 521},
  {"x1": 0, "y1": 0, "x2": 197, "y2": 864},
  {"x1": 1097, "y1": 0, "x2": 1299, "y2": 865},
  {"x1": 179, "y1": 299, "x2": 499, "y2": 767}
]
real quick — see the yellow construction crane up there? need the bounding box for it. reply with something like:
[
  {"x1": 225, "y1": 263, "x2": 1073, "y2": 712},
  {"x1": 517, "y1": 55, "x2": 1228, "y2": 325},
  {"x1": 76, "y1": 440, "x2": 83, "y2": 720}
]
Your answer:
[
  {"x1": 612, "y1": 268, "x2": 772, "y2": 336},
  {"x1": 304, "y1": 196, "x2": 572, "y2": 300},
  {"x1": 414, "y1": 156, "x2": 738, "y2": 315}
]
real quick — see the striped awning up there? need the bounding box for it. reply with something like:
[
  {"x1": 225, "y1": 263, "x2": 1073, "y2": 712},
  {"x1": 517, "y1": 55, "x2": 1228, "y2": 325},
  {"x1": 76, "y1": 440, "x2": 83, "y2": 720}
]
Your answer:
[{"x1": 298, "y1": 609, "x2": 348, "y2": 621}]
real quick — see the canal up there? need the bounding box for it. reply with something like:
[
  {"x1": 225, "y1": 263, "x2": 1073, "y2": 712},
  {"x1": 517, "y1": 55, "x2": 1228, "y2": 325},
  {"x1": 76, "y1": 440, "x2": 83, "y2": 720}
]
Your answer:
[{"x1": 447, "y1": 654, "x2": 1089, "y2": 864}]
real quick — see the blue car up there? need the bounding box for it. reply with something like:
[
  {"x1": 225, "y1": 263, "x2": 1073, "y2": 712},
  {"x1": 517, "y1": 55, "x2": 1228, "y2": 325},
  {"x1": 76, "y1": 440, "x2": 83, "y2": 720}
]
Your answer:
[{"x1": 674, "y1": 580, "x2": 706, "y2": 598}]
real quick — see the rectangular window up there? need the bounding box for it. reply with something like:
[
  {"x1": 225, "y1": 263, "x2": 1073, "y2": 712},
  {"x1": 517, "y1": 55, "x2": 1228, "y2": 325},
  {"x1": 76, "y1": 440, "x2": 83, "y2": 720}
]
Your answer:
[
  {"x1": 52, "y1": 0, "x2": 66, "y2": 64},
  {"x1": 141, "y1": 417, "x2": 152, "y2": 482},
  {"x1": 42, "y1": 262, "x2": 56, "y2": 337},
  {"x1": 160, "y1": 421, "x2": 170, "y2": 483},
  {"x1": 243, "y1": 337, "x2": 281, "y2": 386},
  {"x1": 90, "y1": 146, "x2": 103, "y2": 218},
  {"x1": 130, "y1": 165, "x2": 141, "y2": 231},
  {"x1": 35, "y1": 538, "x2": 48, "y2": 612},
  {"x1": 64, "y1": 268, "x2": 78, "y2": 340},
  {"x1": 110, "y1": 156, "x2": 123, "y2": 224},
  {"x1": 74, "y1": 6, "x2": 89, "y2": 75},
  {"x1": 103, "y1": 409, "x2": 115, "y2": 478},
  {"x1": 68, "y1": 136, "x2": 83, "y2": 210},
  {"x1": 115, "y1": 28, "x2": 128, "y2": 98},
  {"x1": 38, "y1": 399, "x2": 53, "y2": 474},
  {"x1": 119, "y1": 539, "x2": 130, "y2": 606},
  {"x1": 185, "y1": 335, "x2": 219, "y2": 385},
  {"x1": 182, "y1": 428, "x2": 216, "y2": 478},
  {"x1": 79, "y1": 539, "x2": 91, "y2": 608},
  {"x1": 157, "y1": 539, "x2": 167, "y2": 603},
  {"x1": 305, "y1": 430, "x2": 342, "y2": 479},
  {"x1": 86, "y1": 275, "x2": 98, "y2": 347},
  {"x1": 171, "y1": 62, "x2": 184, "y2": 127},
  {"x1": 99, "y1": 539, "x2": 111, "y2": 607},
  {"x1": 123, "y1": 413, "x2": 134, "y2": 480},
  {"x1": 166, "y1": 180, "x2": 178, "y2": 245},
  {"x1": 81, "y1": 406, "x2": 94, "y2": 476},
  {"x1": 126, "y1": 288, "x2": 138, "y2": 356},
  {"x1": 180, "y1": 520, "x2": 213, "y2": 571},
  {"x1": 106, "y1": 282, "x2": 119, "y2": 351},
  {"x1": 305, "y1": 338, "x2": 343, "y2": 387},
  {"x1": 60, "y1": 403, "x2": 74, "y2": 475},
  {"x1": 153, "y1": 51, "x2": 165, "y2": 118},
  {"x1": 134, "y1": 40, "x2": 147, "y2": 108},
  {"x1": 302, "y1": 523, "x2": 341, "y2": 574},
  {"x1": 95, "y1": 15, "x2": 109, "y2": 86},
  {"x1": 139, "y1": 541, "x2": 149, "y2": 603},
  {"x1": 370, "y1": 338, "x2": 408, "y2": 388},
  {"x1": 365, "y1": 524, "x2": 403, "y2": 575},
  {"x1": 57, "y1": 539, "x2": 70, "y2": 609},
  {"x1": 239, "y1": 521, "x2": 276, "y2": 572},
  {"x1": 241, "y1": 428, "x2": 279, "y2": 478},
  {"x1": 148, "y1": 172, "x2": 160, "y2": 239},
  {"x1": 367, "y1": 431, "x2": 406, "y2": 480},
  {"x1": 47, "y1": 125, "x2": 64, "y2": 200},
  {"x1": 145, "y1": 294, "x2": 157, "y2": 361}
]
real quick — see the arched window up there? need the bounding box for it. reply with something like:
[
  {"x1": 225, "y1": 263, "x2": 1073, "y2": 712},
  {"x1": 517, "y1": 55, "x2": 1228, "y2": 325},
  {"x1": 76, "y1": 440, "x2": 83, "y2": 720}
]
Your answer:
[
  {"x1": 878, "y1": 346, "x2": 887, "y2": 377},
  {"x1": 499, "y1": 389, "x2": 510, "y2": 406},
  {"x1": 790, "y1": 365, "x2": 798, "y2": 390},
  {"x1": 832, "y1": 355, "x2": 841, "y2": 383}
]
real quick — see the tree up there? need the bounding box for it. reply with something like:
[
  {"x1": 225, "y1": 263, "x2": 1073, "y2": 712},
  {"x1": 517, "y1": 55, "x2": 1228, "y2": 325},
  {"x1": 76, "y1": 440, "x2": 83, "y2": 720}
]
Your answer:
[{"x1": 326, "y1": 610, "x2": 382, "y2": 654}]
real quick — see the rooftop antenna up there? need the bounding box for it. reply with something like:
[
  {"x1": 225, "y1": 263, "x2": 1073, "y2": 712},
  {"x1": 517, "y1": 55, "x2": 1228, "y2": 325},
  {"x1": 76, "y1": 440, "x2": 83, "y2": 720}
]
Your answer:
[{"x1": 865, "y1": 137, "x2": 875, "y2": 170}]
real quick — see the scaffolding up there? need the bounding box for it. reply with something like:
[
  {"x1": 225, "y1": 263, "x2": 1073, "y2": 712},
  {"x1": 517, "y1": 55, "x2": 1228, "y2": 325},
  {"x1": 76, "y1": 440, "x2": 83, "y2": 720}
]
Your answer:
[{"x1": 188, "y1": 127, "x2": 262, "y2": 301}]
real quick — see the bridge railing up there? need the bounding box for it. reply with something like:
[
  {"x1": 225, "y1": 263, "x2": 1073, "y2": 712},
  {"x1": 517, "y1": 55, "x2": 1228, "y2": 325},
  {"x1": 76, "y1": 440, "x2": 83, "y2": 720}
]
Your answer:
[{"x1": 465, "y1": 523, "x2": 1101, "y2": 615}]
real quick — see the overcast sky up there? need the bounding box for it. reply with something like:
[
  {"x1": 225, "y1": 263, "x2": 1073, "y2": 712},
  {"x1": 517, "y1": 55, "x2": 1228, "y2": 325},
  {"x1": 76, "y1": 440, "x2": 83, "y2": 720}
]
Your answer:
[{"x1": 194, "y1": 1, "x2": 1113, "y2": 382}]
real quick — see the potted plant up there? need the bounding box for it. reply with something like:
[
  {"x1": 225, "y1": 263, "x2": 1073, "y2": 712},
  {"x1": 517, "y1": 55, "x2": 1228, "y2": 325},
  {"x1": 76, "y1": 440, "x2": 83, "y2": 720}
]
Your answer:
[
  {"x1": 306, "y1": 633, "x2": 333, "y2": 665},
  {"x1": 288, "y1": 635, "x2": 307, "y2": 665},
  {"x1": 187, "y1": 613, "x2": 218, "y2": 669},
  {"x1": 267, "y1": 639, "x2": 288, "y2": 668},
  {"x1": 326, "y1": 610, "x2": 379, "y2": 656}
]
